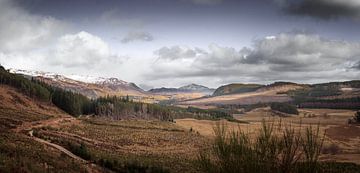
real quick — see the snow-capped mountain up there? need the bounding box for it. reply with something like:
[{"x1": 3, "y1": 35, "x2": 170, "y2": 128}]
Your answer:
[
  {"x1": 179, "y1": 84, "x2": 214, "y2": 93},
  {"x1": 149, "y1": 83, "x2": 214, "y2": 95},
  {"x1": 9, "y1": 69, "x2": 130, "y2": 85},
  {"x1": 9, "y1": 69, "x2": 145, "y2": 98},
  {"x1": 8, "y1": 69, "x2": 213, "y2": 101}
]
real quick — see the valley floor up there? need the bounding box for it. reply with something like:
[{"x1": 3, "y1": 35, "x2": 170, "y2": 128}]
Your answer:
[{"x1": 175, "y1": 108, "x2": 360, "y2": 165}]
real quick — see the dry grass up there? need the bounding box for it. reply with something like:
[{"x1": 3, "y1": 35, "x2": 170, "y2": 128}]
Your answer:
[
  {"x1": 0, "y1": 132, "x2": 88, "y2": 173},
  {"x1": 35, "y1": 117, "x2": 209, "y2": 172},
  {"x1": 176, "y1": 107, "x2": 360, "y2": 166},
  {"x1": 0, "y1": 85, "x2": 93, "y2": 172},
  {"x1": 179, "y1": 84, "x2": 303, "y2": 106}
]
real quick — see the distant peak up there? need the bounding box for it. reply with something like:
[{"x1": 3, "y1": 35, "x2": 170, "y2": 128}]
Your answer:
[
  {"x1": 97, "y1": 77, "x2": 129, "y2": 85},
  {"x1": 179, "y1": 83, "x2": 210, "y2": 90}
]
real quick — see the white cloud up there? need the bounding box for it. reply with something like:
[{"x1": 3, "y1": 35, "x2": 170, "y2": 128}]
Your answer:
[
  {"x1": 0, "y1": 0, "x2": 67, "y2": 53},
  {"x1": 0, "y1": 1, "x2": 125, "y2": 78},
  {"x1": 50, "y1": 31, "x2": 115, "y2": 68},
  {"x1": 155, "y1": 46, "x2": 198, "y2": 60},
  {"x1": 121, "y1": 31, "x2": 154, "y2": 43},
  {"x1": 149, "y1": 33, "x2": 360, "y2": 86}
]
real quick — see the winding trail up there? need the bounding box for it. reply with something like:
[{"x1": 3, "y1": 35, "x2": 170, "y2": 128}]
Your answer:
[
  {"x1": 33, "y1": 137, "x2": 87, "y2": 162},
  {"x1": 13, "y1": 116, "x2": 105, "y2": 173},
  {"x1": 13, "y1": 116, "x2": 78, "y2": 133}
]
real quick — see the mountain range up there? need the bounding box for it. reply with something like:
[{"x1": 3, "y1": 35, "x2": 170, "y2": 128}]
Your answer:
[
  {"x1": 149, "y1": 84, "x2": 215, "y2": 95},
  {"x1": 10, "y1": 69, "x2": 146, "y2": 99},
  {"x1": 9, "y1": 69, "x2": 215, "y2": 102},
  {"x1": 8, "y1": 69, "x2": 360, "y2": 106}
]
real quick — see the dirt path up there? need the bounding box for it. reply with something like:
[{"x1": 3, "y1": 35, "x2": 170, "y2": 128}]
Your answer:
[
  {"x1": 13, "y1": 116, "x2": 105, "y2": 173},
  {"x1": 13, "y1": 116, "x2": 78, "y2": 133},
  {"x1": 32, "y1": 135, "x2": 104, "y2": 173},
  {"x1": 33, "y1": 136, "x2": 86, "y2": 162}
]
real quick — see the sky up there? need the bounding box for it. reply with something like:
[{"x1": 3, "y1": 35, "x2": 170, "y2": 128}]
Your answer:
[{"x1": 0, "y1": 0, "x2": 360, "y2": 89}]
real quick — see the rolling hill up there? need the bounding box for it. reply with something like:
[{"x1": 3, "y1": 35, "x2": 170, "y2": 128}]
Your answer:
[
  {"x1": 179, "y1": 81, "x2": 360, "y2": 107},
  {"x1": 212, "y1": 83, "x2": 263, "y2": 96},
  {"x1": 179, "y1": 82, "x2": 303, "y2": 106},
  {"x1": 149, "y1": 84, "x2": 214, "y2": 95},
  {"x1": 149, "y1": 84, "x2": 215, "y2": 101}
]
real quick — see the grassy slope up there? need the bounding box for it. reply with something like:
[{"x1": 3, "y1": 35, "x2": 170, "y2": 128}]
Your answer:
[
  {"x1": 0, "y1": 85, "x2": 208, "y2": 173},
  {"x1": 34, "y1": 118, "x2": 209, "y2": 173},
  {"x1": 212, "y1": 83, "x2": 263, "y2": 96},
  {"x1": 0, "y1": 85, "x2": 89, "y2": 172}
]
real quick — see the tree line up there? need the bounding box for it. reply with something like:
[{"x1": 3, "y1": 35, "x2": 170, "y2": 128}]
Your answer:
[
  {"x1": 0, "y1": 66, "x2": 51, "y2": 101},
  {"x1": 298, "y1": 97, "x2": 360, "y2": 110},
  {"x1": 93, "y1": 96, "x2": 173, "y2": 121},
  {"x1": 270, "y1": 102, "x2": 299, "y2": 115}
]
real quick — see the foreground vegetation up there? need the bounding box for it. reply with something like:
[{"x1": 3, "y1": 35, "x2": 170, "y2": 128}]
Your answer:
[
  {"x1": 198, "y1": 121, "x2": 360, "y2": 173},
  {"x1": 33, "y1": 118, "x2": 207, "y2": 173},
  {"x1": 0, "y1": 108, "x2": 87, "y2": 173},
  {"x1": 59, "y1": 140, "x2": 170, "y2": 173},
  {"x1": 270, "y1": 102, "x2": 299, "y2": 115}
]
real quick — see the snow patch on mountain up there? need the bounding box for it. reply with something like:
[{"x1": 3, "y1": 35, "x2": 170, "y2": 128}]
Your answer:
[{"x1": 9, "y1": 69, "x2": 129, "y2": 85}]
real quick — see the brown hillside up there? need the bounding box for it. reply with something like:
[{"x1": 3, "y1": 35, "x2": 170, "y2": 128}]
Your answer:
[
  {"x1": 179, "y1": 83, "x2": 304, "y2": 106},
  {"x1": 0, "y1": 84, "x2": 72, "y2": 129}
]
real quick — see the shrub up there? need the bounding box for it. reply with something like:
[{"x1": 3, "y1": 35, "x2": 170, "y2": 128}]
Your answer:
[
  {"x1": 355, "y1": 111, "x2": 360, "y2": 123},
  {"x1": 271, "y1": 102, "x2": 299, "y2": 115},
  {"x1": 97, "y1": 158, "x2": 169, "y2": 173},
  {"x1": 301, "y1": 125, "x2": 323, "y2": 173},
  {"x1": 349, "y1": 111, "x2": 360, "y2": 124},
  {"x1": 322, "y1": 143, "x2": 340, "y2": 155},
  {"x1": 197, "y1": 120, "x2": 325, "y2": 173},
  {"x1": 67, "y1": 142, "x2": 92, "y2": 160}
]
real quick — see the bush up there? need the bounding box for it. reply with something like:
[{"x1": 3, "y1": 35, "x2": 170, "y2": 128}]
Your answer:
[
  {"x1": 355, "y1": 111, "x2": 360, "y2": 123},
  {"x1": 322, "y1": 143, "x2": 340, "y2": 155},
  {"x1": 97, "y1": 158, "x2": 170, "y2": 173},
  {"x1": 67, "y1": 142, "x2": 92, "y2": 160},
  {"x1": 271, "y1": 102, "x2": 299, "y2": 115},
  {"x1": 349, "y1": 111, "x2": 360, "y2": 124},
  {"x1": 197, "y1": 121, "x2": 325, "y2": 173}
]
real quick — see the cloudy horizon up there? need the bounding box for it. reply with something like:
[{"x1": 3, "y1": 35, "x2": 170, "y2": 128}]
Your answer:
[{"x1": 1, "y1": 0, "x2": 360, "y2": 88}]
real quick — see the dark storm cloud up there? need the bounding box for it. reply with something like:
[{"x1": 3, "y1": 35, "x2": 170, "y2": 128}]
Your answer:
[
  {"x1": 278, "y1": 0, "x2": 360, "y2": 20},
  {"x1": 187, "y1": 0, "x2": 223, "y2": 5},
  {"x1": 121, "y1": 31, "x2": 154, "y2": 44},
  {"x1": 352, "y1": 61, "x2": 360, "y2": 70}
]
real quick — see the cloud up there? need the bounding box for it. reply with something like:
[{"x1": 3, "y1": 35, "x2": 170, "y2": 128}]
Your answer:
[
  {"x1": 278, "y1": 0, "x2": 360, "y2": 20},
  {"x1": 148, "y1": 33, "x2": 360, "y2": 85},
  {"x1": 0, "y1": 1, "x2": 125, "y2": 76},
  {"x1": 50, "y1": 31, "x2": 120, "y2": 68},
  {"x1": 121, "y1": 31, "x2": 154, "y2": 44},
  {"x1": 352, "y1": 61, "x2": 360, "y2": 70},
  {"x1": 186, "y1": 0, "x2": 223, "y2": 5},
  {"x1": 155, "y1": 46, "x2": 198, "y2": 60},
  {"x1": 0, "y1": 0, "x2": 67, "y2": 53},
  {"x1": 138, "y1": 84, "x2": 154, "y2": 91},
  {"x1": 0, "y1": 0, "x2": 68, "y2": 70}
]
